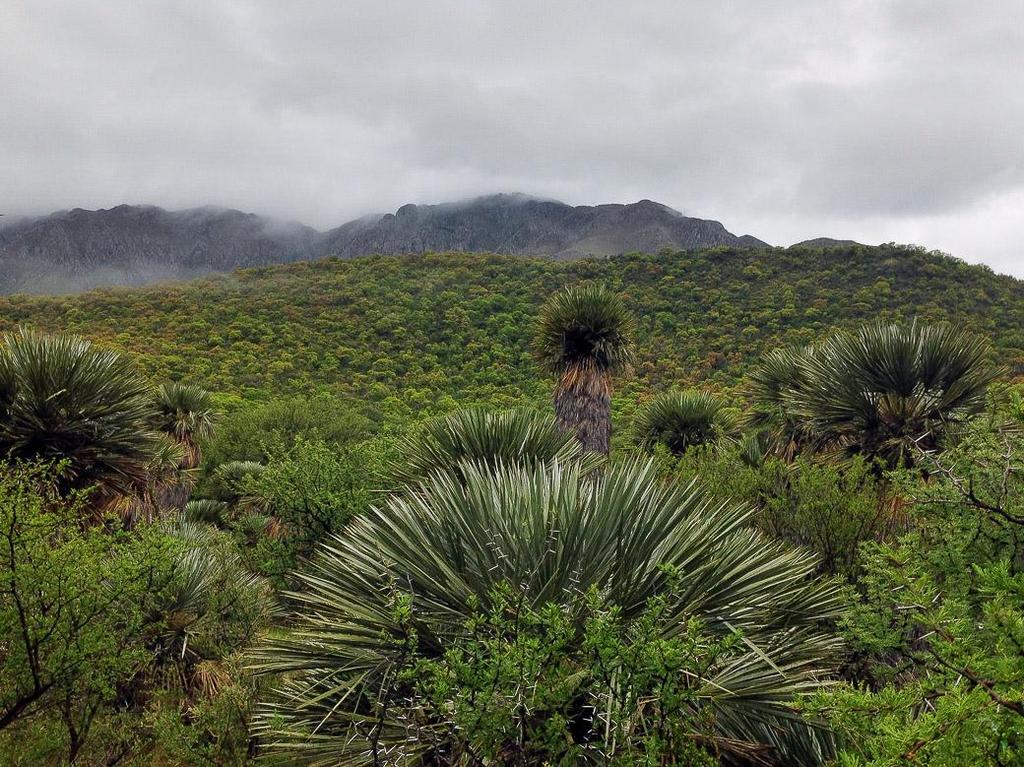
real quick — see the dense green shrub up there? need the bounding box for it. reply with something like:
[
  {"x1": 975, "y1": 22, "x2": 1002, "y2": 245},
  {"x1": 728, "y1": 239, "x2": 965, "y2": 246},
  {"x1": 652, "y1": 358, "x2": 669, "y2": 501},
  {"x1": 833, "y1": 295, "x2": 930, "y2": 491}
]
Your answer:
[
  {"x1": 234, "y1": 437, "x2": 384, "y2": 583},
  {"x1": 667, "y1": 446, "x2": 888, "y2": 576},
  {"x1": 201, "y1": 394, "x2": 376, "y2": 471},
  {"x1": 808, "y1": 420, "x2": 1024, "y2": 765},
  {"x1": 0, "y1": 464, "x2": 175, "y2": 761}
]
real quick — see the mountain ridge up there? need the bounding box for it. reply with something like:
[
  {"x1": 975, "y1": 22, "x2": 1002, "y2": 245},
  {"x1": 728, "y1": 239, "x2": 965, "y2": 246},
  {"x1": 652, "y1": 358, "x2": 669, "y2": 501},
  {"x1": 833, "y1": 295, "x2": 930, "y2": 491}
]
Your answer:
[{"x1": 0, "y1": 194, "x2": 774, "y2": 294}]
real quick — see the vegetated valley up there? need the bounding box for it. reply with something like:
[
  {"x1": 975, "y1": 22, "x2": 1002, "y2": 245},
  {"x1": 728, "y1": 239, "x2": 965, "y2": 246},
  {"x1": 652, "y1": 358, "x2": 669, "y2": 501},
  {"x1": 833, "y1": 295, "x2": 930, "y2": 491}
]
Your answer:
[{"x1": 1, "y1": 241, "x2": 1023, "y2": 766}]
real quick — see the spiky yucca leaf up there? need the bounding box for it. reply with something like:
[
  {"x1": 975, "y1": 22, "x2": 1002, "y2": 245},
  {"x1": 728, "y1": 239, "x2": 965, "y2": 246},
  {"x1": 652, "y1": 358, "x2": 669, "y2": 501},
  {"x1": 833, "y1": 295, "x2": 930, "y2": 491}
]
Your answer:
[
  {"x1": 208, "y1": 460, "x2": 265, "y2": 504},
  {"x1": 390, "y1": 407, "x2": 604, "y2": 486},
  {"x1": 152, "y1": 517, "x2": 278, "y2": 683},
  {"x1": 533, "y1": 284, "x2": 635, "y2": 377},
  {"x1": 786, "y1": 321, "x2": 999, "y2": 467},
  {"x1": 0, "y1": 328, "x2": 162, "y2": 499},
  {"x1": 633, "y1": 389, "x2": 731, "y2": 455},
  {"x1": 746, "y1": 345, "x2": 820, "y2": 460},
  {"x1": 153, "y1": 381, "x2": 217, "y2": 469},
  {"x1": 182, "y1": 498, "x2": 229, "y2": 526},
  {"x1": 533, "y1": 285, "x2": 635, "y2": 454},
  {"x1": 253, "y1": 459, "x2": 844, "y2": 766}
]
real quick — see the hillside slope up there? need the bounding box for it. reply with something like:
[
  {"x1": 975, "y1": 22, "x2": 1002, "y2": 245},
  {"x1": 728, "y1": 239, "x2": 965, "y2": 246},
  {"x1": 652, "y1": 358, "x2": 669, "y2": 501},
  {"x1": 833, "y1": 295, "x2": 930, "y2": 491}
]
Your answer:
[{"x1": 0, "y1": 243, "x2": 1019, "y2": 421}]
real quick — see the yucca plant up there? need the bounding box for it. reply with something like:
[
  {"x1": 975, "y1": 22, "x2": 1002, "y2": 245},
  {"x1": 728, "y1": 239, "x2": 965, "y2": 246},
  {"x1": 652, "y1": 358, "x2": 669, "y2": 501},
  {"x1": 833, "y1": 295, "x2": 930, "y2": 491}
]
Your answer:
[
  {"x1": 770, "y1": 321, "x2": 999, "y2": 468},
  {"x1": 746, "y1": 345, "x2": 820, "y2": 461},
  {"x1": 533, "y1": 285, "x2": 634, "y2": 454},
  {"x1": 0, "y1": 328, "x2": 162, "y2": 501},
  {"x1": 253, "y1": 459, "x2": 844, "y2": 765},
  {"x1": 182, "y1": 498, "x2": 230, "y2": 526},
  {"x1": 207, "y1": 460, "x2": 266, "y2": 505},
  {"x1": 634, "y1": 389, "x2": 731, "y2": 456},
  {"x1": 391, "y1": 407, "x2": 604, "y2": 487},
  {"x1": 153, "y1": 382, "x2": 217, "y2": 470},
  {"x1": 107, "y1": 515, "x2": 277, "y2": 739}
]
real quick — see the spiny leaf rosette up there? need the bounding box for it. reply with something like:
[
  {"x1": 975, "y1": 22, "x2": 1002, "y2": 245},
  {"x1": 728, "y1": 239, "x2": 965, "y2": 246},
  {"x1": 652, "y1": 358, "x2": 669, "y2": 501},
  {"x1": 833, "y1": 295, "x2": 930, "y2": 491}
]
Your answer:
[
  {"x1": 634, "y1": 389, "x2": 731, "y2": 456},
  {"x1": 745, "y1": 344, "x2": 820, "y2": 460},
  {"x1": 750, "y1": 320, "x2": 1000, "y2": 468},
  {"x1": 153, "y1": 381, "x2": 217, "y2": 470},
  {"x1": 253, "y1": 458, "x2": 845, "y2": 765},
  {"x1": 0, "y1": 328, "x2": 162, "y2": 501},
  {"x1": 534, "y1": 285, "x2": 634, "y2": 455},
  {"x1": 390, "y1": 406, "x2": 604, "y2": 486}
]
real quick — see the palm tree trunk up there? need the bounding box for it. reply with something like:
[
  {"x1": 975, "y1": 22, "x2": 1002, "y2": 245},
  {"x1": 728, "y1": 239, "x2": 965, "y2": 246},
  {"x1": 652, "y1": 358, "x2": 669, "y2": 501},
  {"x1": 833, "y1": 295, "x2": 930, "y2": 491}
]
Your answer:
[{"x1": 554, "y1": 369, "x2": 612, "y2": 455}]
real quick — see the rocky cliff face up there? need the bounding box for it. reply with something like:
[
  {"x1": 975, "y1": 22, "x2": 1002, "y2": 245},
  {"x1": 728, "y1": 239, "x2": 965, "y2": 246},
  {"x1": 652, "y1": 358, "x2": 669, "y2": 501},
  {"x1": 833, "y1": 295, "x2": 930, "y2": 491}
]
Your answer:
[
  {"x1": 319, "y1": 194, "x2": 768, "y2": 260},
  {"x1": 0, "y1": 195, "x2": 768, "y2": 294},
  {"x1": 0, "y1": 205, "x2": 318, "y2": 293}
]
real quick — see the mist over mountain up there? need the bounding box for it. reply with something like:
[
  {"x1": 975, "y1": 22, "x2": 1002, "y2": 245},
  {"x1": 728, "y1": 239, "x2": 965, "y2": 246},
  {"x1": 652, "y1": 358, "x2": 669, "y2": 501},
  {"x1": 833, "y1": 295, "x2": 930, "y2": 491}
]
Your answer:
[
  {"x1": 0, "y1": 205, "x2": 319, "y2": 294},
  {"x1": 0, "y1": 194, "x2": 770, "y2": 294}
]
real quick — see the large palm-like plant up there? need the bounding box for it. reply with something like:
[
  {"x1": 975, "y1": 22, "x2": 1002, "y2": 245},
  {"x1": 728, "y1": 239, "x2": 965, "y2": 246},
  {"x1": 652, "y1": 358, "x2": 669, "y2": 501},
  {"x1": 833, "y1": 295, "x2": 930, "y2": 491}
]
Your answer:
[
  {"x1": 253, "y1": 459, "x2": 844, "y2": 765},
  {"x1": 150, "y1": 382, "x2": 218, "y2": 512},
  {"x1": 754, "y1": 321, "x2": 1000, "y2": 468},
  {"x1": 633, "y1": 389, "x2": 731, "y2": 456},
  {"x1": 0, "y1": 328, "x2": 161, "y2": 500},
  {"x1": 391, "y1": 407, "x2": 604, "y2": 486},
  {"x1": 534, "y1": 285, "x2": 634, "y2": 455}
]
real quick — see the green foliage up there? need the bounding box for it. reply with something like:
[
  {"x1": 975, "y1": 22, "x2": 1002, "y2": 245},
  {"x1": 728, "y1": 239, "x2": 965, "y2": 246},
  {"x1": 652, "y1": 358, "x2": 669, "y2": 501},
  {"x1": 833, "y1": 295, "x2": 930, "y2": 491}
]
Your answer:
[
  {"x1": 1, "y1": 246, "x2": 1019, "y2": 422},
  {"x1": 253, "y1": 458, "x2": 844, "y2": 765},
  {"x1": 207, "y1": 460, "x2": 265, "y2": 505},
  {"x1": 755, "y1": 456, "x2": 888, "y2": 577},
  {"x1": 0, "y1": 464, "x2": 277, "y2": 764},
  {"x1": 389, "y1": 584, "x2": 741, "y2": 766},
  {"x1": 0, "y1": 464, "x2": 175, "y2": 760},
  {"x1": 0, "y1": 328, "x2": 162, "y2": 499},
  {"x1": 808, "y1": 420, "x2": 1024, "y2": 765},
  {"x1": 201, "y1": 394, "x2": 375, "y2": 470},
  {"x1": 153, "y1": 381, "x2": 217, "y2": 468},
  {"x1": 633, "y1": 389, "x2": 731, "y2": 455},
  {"x1": 2, "y1": 245, "x2": 1023, "y2": 762},
  {"x1": 236, "y1": 437, "x2": 383, "y2": 582},
  {"x1": 664, "y1": 446, "x2": 888, "y2": 577},
  {"x1": 153, "y1": 517, "x2": 277, "y2": 674}
]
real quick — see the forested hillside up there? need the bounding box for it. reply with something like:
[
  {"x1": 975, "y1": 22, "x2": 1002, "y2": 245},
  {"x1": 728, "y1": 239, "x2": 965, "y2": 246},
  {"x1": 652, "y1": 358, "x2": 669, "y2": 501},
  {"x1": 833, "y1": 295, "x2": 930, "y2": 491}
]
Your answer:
[{"x1": 0, "y1": 243, "x2": 1020, "y2": 419}]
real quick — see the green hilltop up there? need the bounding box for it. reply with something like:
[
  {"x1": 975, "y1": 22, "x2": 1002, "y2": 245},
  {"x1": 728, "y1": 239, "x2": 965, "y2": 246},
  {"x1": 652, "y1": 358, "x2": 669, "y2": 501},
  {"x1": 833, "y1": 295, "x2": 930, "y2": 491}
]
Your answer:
[{"x1": 0, "y1": 243, "x2": 1020, "y2": 421}]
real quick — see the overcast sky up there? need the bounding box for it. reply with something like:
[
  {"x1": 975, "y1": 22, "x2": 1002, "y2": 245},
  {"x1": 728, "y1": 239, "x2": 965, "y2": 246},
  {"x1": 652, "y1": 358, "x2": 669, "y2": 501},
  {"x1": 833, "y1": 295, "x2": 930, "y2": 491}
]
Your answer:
[{"x1": 2, "y1": 1, "x2": 1022, "y2": 273}]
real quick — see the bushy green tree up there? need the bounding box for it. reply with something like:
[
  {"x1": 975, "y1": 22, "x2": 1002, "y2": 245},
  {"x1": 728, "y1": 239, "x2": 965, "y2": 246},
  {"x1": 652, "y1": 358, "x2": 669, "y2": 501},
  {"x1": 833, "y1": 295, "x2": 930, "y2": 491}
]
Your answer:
[
  {"x1": 665, "y1": 445, "x2": 888, "y2": 577},
  {"x1": 0, "y1": 464, "x2": 175, "y2": 761},
  {"x1": 808, "y1": 420, "x2": 1024, "y2": 765},
  {"x1": 394, "y1": 584, "x2": 743, "y2": 766},
  {"x1": 217, "y1": 438, "x2": 385, "y2": 584},
  {"x1": 202, "y1": 395, "x2": 375, "y2": 470}
]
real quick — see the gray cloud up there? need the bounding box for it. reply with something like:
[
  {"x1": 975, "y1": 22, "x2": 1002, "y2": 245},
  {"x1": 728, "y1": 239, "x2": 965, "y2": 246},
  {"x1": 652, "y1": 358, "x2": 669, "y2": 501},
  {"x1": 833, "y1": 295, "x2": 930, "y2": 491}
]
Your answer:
[{"x1": 1, "y1": 0, "x2": 1022, "y2": 272}]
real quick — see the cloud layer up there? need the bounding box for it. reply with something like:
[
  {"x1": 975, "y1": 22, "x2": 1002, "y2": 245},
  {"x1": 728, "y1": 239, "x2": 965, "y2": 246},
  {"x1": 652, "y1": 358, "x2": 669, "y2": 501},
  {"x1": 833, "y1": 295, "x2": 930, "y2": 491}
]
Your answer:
[{"x1": 2, "y1": 1, "x2": 1022, "y2": 272}]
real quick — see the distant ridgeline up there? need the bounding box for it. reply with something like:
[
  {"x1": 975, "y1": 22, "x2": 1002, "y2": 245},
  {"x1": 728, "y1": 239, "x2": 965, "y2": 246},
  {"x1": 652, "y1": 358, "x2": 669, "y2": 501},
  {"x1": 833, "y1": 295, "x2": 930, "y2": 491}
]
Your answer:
[
  {"x1": 0, "y1": 195, "x2": 768, "y2": 294},
  {"x1": 0, "y1": 243, "x2": 1019, "y2": 424}
]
